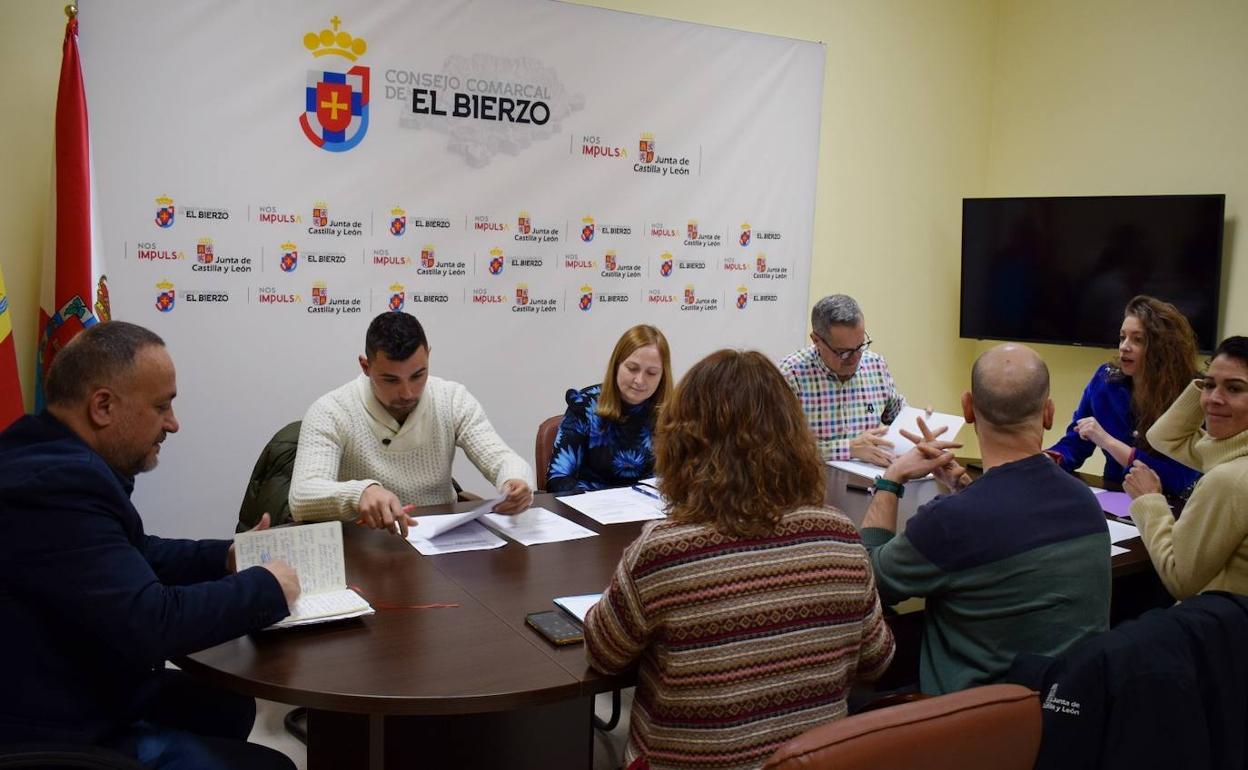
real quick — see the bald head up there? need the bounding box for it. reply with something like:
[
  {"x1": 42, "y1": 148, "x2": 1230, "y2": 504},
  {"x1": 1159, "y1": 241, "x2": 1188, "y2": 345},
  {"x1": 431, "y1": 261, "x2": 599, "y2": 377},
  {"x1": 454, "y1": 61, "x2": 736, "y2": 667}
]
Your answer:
[{"x1": 970, "y1": 344, "x2": 1050, "y2": 431}]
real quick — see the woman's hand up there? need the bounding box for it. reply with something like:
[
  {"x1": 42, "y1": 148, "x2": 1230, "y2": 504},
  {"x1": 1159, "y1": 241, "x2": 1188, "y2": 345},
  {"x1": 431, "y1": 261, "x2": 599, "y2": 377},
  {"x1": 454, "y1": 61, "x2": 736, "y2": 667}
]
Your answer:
[
  {"x1": 1075, "y1": 416, "x2": 1111, "y2": 448},
  {"x1": 1123, "y1": 460, "x2": 1163, "y2": 499}
]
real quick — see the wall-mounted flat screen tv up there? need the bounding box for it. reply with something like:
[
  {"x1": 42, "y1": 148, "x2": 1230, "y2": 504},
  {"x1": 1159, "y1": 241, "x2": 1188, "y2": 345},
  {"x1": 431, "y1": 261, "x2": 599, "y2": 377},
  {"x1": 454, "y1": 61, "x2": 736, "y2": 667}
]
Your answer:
[{"x1": 960, "y1": 194, "x2": 1224, "y2": 351}]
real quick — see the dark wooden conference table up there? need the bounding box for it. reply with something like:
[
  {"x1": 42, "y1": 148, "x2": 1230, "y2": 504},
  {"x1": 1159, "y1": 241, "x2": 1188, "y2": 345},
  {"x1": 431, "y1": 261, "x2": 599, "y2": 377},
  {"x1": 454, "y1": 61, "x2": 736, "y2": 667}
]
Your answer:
[{"x1": 179, "y1": 465, "x2": 1154, "y2": 770}]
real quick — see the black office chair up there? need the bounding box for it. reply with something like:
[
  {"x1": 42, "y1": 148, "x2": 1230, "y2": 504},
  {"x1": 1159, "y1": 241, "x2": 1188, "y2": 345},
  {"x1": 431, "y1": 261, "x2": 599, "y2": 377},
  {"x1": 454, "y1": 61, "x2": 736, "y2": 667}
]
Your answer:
[{"x1": 0, "y1": 743, "x2": 145, "y2": 769}]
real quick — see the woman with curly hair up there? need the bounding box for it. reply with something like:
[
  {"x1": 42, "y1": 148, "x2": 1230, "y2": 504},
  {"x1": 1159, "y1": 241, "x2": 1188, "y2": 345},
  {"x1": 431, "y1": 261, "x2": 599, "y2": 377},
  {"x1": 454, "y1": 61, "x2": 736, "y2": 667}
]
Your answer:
[
  {"x1": 545, "y1": 325, "x2": 672, "y2": 493},
  {"x1": 583, "y1": 350, "x2": 895, "y2": 770},
  {"x1": 1047, "y1": 295, "x2": 1201, "y2": 495}
]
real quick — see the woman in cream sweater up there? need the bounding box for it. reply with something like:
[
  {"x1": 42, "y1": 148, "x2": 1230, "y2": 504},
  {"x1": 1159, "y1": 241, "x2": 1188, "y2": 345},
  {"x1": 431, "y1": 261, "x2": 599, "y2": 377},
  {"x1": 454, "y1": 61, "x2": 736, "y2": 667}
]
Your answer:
[{"x1": 1125, "y1": 336, "x2": 1248, "y2": 599}]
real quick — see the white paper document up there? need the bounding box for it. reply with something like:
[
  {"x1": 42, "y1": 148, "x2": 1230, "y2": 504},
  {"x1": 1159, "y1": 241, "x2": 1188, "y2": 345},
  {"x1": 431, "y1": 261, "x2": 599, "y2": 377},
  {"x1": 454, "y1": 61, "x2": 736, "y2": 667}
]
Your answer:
[
  {"x1": 482, "y1": 507, "x2": 598, "y2": 546},
  {"x1": 560, "y1": 486, "x2": 666, "y2": 525},
  {"x1": 1105, "y1": 519, "x2": 1140, "y2": 544},
  {"x1": 826, "y1": 407, "x2": 965, "y2": 483},
  {"x1": 411, "y1": 495, "x2": 505, "y2": 540},
  {"x1": 884, "y1": 406, "x2": 966, "y2": 455},
  {"x1": 407, "y1": 519, "x2": 507, "y2": 556},
  {"x1": 554, "y1": 593, "x2": 602, "y2": 624},
  {"x1": 827, "y1": 459, "x2": 891, "y2": 480},
  {"x1": 233, "y1": 521, "x2": 374, "y2": 629}
]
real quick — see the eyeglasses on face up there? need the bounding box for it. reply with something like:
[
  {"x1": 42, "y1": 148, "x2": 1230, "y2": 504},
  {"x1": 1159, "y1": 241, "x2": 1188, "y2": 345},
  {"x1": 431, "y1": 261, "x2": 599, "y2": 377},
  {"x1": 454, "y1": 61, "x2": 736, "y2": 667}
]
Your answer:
[{"x1": 814, "y1": 332, "x2": 872, "y2": 361}]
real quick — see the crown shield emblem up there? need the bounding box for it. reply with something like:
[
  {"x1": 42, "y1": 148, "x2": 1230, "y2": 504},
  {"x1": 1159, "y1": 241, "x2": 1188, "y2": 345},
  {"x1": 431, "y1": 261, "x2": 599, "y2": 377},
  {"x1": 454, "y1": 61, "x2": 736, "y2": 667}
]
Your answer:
[
  {"x1": 390, "y1": 206, "x2": 406, "y2": 236},
  {"x1": 756, "y1": 254, "x2": 767, "y2": 273},
  {"x1": 313, "y1": 204, "x2": 328, "y2": 228},
  {"x1": 740, "y1": 223, "x2": 751, "y2": 247},
  {"x1": 579, "y1": 285, "x2": 593, "y2": 311},
  {"x1": 196, "y1": 239, "x2": 214, "y2": 264},
  {"x1": 515, "y1": 285, "x2": 529, "y2": 306},
  {"x1": 280, "y1": 243, "x2": 298, "y2": 273},
  {"x1": 300, "y1": 18, "x2": 370, "y2": 153},
  {"x1": 604, "y1": 251, "x2": 617, "y2": 271},
  {"x1": 155, "y1": 196, "x2": 175, "y2": 229},
  {"x1": 736, "y1": 286, "x2": 748, "y2": 310},
  {"x1": 687, "y1": 221, "x2": 698, "y2": 241},
  {"x1": 517, "y1": 212, "x2": 531, "y2": 235},
  {"x1": 312, "y1": 283, "x2": 328, "y2": 306},
  {"x1": 684, "y1": 286, "x2": 695, "y2": 305},
  {"x1": 659, "y1": 253, "x2": 673, "y2": 277},
  {"x1": 155, "y1": 281, "x2": 175, "y2": 313},
  {"x1": 388, "y1": 282, "x2": 405, "y2": 312},
  {"x1": 488, "y1": 248, "x2": 504, "y2": 276},
  {"x1": 581, "y1": 216, "x2": 595, "y2": 243},
  {"x1": 421, "y1": 246, "x2": 435, "y2": 269}
]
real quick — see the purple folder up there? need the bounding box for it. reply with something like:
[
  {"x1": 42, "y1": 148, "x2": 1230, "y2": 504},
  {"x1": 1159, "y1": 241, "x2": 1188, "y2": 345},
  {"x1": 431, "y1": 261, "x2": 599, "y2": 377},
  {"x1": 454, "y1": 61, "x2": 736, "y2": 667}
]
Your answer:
[{"x1": 1098, "y1": 491, "x2": 1133, "y2": 520}]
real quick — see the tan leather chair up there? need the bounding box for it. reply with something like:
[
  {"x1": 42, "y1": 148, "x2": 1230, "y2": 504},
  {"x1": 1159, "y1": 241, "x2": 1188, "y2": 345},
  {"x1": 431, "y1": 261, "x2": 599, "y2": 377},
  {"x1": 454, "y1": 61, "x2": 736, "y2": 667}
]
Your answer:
[
  {"x1": 534, "y1": 414, "x2": 563, "y2": 491},
  {"x1": 764, "y1": 684, "x2": 1040, "y2": 770}
]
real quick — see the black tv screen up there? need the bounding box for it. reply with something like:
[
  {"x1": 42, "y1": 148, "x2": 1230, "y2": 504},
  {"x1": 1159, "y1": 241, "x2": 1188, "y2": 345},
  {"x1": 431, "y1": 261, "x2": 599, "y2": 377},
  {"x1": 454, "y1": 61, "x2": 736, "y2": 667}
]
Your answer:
[{"x1": 960, "y1": 194, "x2": 1224, "y2": 351}]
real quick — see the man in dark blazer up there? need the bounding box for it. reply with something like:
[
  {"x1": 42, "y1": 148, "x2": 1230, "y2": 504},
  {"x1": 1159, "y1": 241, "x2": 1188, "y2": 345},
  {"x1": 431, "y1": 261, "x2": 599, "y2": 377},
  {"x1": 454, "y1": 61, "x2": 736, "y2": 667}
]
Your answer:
[{"x1": 0, "y1": 321, "x2": 299, "y2": 769}]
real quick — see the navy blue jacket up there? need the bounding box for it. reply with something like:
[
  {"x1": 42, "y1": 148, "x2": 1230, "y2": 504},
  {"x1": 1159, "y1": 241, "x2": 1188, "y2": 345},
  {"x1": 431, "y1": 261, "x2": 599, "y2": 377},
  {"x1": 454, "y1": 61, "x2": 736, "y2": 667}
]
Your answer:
[
  {"x1": 1049, "y1": 364, "x2": 1200, "y2": 495},
  {"x1": 0, "y1": 413, "x2": 289, "y2": 744},
  {"x1": 1010, "y1": 591, "x2": 1248, "y2": 770}
]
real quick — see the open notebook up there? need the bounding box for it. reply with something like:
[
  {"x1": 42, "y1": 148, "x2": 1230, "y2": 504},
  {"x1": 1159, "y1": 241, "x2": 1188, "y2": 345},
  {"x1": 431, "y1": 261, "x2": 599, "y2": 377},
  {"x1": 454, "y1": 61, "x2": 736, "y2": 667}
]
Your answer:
[{"x1": 233, "y1": 521, "x2": 373, "y2": 629}]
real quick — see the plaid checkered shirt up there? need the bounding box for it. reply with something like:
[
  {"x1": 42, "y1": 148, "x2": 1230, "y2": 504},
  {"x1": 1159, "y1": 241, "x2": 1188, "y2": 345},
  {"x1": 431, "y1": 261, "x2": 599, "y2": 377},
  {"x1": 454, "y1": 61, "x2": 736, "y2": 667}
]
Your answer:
[{"x1": 779, "y1": 346, "x2": 906, "y2": 461}]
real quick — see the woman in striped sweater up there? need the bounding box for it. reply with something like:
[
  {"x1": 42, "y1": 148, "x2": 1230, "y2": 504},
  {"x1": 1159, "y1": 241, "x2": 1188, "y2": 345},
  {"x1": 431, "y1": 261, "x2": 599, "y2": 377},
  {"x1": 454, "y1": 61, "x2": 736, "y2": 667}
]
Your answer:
[{"x1": 584, "y1": 349, "x2": 895, "y2": 770}]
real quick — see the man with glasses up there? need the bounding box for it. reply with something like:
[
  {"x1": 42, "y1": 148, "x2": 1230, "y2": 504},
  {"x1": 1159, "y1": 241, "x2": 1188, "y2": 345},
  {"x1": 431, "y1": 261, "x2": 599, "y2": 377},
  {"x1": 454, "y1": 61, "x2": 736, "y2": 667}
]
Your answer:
[{"x1": 780, "y1": 294, "x2": 906, "y2": 464}]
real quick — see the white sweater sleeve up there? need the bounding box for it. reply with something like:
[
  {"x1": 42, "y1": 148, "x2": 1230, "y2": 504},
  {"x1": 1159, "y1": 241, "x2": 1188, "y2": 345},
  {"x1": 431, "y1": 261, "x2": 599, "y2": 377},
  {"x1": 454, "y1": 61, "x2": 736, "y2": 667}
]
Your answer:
[
  {"x1": 452, "y1": 385, "x2": 535, "y2": 489},
  {"x1": 288, "y1": 397, "x2": 379, "y2": 522}
]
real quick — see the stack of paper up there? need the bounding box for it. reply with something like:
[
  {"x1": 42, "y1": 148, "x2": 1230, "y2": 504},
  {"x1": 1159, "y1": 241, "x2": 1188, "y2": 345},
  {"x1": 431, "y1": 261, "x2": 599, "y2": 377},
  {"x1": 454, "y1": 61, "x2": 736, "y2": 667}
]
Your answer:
[
  {"x1": 233, "y1": 521, "x2": 374, "y2": 629},
  {"x1": 407, "y1": 502, "x2": 599, "y2": 554},
  {"x1": 481, "y1": 508, "x2": 597, "y2": 546},
  {"x1": 560, "y1": 485, "x2": 666, "y2": 525},
  {"x1": 408, "y1": 496, "x2": 509, "y2": 555}
]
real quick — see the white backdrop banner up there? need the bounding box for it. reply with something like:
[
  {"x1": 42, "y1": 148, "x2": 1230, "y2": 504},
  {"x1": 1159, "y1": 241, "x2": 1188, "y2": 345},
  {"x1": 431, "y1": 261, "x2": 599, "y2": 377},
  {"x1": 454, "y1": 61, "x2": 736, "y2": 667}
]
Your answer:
[{"x1": 80, "y1": 0, "x2": 825, "y2": 538}]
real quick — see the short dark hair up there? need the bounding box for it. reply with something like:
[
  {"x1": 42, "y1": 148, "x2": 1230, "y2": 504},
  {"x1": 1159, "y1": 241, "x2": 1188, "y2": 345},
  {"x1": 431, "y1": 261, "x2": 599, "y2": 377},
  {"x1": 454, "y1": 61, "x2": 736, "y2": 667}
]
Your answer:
[
  {"x1": 44, "y1": 321, "x2": 166, "y2": 405},
  {"x1": 970, "y1": 347, "x2": 1050, "y2": 430},
  {"x1": 1214, "y1": 336, "x2": 1248, "y2": 367},
  {"x1": 364, "y1": 311, "x2": 428, "y2": 361}
]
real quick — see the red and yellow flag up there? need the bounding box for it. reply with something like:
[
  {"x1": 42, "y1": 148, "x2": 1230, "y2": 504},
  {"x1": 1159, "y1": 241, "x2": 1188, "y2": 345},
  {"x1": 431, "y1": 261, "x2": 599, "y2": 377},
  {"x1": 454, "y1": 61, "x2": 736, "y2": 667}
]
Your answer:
[
  {"x1": 0, "y1": 264, "x2": 23, "y2": 431},
  {"x1": 36, "y1": 12, "x2": 108, "y2": 409}
]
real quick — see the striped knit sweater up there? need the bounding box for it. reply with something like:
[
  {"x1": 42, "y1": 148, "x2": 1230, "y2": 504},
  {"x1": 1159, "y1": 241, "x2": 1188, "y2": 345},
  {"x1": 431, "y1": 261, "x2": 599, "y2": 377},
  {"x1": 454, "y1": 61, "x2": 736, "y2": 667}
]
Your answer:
[{"x1": 584, "y1": 506, "x2": 895, "y2": 770}]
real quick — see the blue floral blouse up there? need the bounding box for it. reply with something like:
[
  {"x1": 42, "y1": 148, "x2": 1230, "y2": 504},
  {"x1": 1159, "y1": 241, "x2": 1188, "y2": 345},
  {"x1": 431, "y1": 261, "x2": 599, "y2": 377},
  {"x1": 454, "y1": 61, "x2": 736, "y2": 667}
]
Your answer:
[{"x1": 546, "y1": 384, "x2": 655, "y2": 493}]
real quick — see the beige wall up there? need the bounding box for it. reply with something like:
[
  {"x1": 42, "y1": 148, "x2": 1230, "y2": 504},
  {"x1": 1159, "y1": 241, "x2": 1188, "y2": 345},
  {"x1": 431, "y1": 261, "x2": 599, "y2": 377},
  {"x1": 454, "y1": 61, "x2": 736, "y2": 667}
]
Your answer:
[
  {"x1": 4, "y1": 1, "x2": 1245, "y2": 469},
  {"x1": 982, "y1": 0, "x2": 1248, "y2": 470},
  {"x1": 0, "y1": 3, "x2": 61, "y2": 410}
]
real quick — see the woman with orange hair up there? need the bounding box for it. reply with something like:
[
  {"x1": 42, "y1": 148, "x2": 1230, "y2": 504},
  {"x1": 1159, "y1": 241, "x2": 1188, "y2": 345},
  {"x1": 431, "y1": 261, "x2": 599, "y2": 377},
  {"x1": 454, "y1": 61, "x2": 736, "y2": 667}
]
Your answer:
[
  {"x1": 546, "y1": 324, "x2": 672, "y2": 493},
  {"x1": 584, "y1": 350, "x2": 894, "y2": 770},
  {"x1": 1048, "y1": 295, "x2": 1201, "y2": 495}
]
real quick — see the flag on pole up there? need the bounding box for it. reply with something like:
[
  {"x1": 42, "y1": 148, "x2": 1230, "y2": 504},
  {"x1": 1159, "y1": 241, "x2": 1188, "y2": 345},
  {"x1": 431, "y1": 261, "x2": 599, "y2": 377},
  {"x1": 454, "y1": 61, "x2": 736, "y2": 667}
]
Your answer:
[
  {"x1": 36, "y1": 9, "x2": 109, "y2": 409},
  {"x1": 0, "y1": 264, "x2": 22, "y2": 431}
]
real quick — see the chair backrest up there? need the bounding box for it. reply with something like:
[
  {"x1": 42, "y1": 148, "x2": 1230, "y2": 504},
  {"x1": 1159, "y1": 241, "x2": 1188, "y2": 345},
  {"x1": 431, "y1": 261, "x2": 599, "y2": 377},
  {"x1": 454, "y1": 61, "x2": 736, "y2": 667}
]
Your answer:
[
  {"x1": 763, "y1": 684, "x2": 1040, "y2": 770},
  {"x1": 534, "y1": 414, "x2": 563, "y2": 491},
  {"x1": 237, "y1": 420, "x2": 302, "y2": 532}
]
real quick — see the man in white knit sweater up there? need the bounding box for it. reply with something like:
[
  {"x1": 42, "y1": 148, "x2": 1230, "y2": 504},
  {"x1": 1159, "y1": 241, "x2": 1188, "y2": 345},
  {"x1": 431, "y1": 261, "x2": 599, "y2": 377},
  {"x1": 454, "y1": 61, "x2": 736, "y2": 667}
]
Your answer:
[{"x1": 289, "y1": 312, "x2": 534, "y2": 535}]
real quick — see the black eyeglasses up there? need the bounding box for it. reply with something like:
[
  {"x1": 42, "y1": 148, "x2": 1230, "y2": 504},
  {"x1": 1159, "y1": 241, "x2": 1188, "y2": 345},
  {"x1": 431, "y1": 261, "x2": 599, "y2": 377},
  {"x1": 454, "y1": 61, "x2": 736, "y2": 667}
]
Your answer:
[{"x1": 814, "y1": 332, "x2": 872, "y2": 361}]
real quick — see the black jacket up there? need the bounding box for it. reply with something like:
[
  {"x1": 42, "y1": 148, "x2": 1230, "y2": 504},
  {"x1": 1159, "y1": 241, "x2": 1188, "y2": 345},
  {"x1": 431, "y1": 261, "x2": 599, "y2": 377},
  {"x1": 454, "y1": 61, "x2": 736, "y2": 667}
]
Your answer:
[{"x1": 1009, "y1": 591, "x2": 1248, "y2": 770}]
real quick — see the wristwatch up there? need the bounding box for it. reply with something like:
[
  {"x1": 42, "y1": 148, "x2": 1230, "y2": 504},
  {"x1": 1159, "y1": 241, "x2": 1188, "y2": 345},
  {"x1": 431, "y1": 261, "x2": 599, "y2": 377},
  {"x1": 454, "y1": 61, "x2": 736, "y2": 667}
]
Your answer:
[{"x1": 871, "y1": 477, "x2": 905, "y2": 498}]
